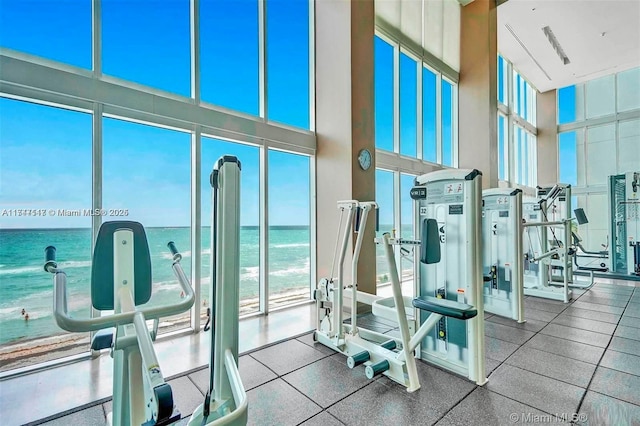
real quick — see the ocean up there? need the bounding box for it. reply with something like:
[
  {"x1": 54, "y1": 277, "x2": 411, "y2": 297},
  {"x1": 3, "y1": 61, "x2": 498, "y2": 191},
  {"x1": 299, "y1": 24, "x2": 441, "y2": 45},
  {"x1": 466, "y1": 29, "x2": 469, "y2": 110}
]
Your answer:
[
  {"x1": 0, "y1": 226, "x2": 310, "y2": 347},
  {"x1": 0, "y1": 224, "x2": 412, "y2": 349}
]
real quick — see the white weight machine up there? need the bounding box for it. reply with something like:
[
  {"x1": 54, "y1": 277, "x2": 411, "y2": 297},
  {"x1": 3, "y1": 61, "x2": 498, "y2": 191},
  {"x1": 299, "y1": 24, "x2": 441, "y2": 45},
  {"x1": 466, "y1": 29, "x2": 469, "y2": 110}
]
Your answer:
[
  {"x1": 314, "y1": 169, "x2": 487, "y2": 391},
  {"x1": 522, "y1": 188, "x2": 574, "y2": 303},
  {"x1": 482, "y1": 188, "x2": 525, "y2": 322}
]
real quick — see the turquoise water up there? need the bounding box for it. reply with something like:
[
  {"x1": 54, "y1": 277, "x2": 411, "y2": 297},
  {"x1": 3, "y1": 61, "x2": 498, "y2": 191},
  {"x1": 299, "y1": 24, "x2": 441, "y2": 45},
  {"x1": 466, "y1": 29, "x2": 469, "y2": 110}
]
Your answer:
[{"x1": 0, "y1": 226, "x2": 310, "y2": 346}]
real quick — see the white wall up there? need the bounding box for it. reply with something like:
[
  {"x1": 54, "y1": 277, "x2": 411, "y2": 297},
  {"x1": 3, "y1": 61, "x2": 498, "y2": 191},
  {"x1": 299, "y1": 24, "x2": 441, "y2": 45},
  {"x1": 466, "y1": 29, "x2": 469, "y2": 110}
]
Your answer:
[{"x1": 375, "y1": 0, "x2": 461, "y2": 72}]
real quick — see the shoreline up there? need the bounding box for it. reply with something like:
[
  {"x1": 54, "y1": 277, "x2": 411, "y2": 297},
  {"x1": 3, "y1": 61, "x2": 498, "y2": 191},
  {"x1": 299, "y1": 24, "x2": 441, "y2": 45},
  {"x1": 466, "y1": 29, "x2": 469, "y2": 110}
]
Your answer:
[
  {"x1": 0, "y1": 271, "x2": 413, "y2": 373},
  {"x1": 0, "y1": 287, "x2": 311, "y2": 373}
]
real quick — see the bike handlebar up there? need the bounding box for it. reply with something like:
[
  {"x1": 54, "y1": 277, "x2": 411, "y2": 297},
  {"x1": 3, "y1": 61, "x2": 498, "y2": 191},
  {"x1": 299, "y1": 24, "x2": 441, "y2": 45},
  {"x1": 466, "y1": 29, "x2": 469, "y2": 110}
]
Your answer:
[{"x1": 44, "y1": 244, "x2": 195, "y2": 333}]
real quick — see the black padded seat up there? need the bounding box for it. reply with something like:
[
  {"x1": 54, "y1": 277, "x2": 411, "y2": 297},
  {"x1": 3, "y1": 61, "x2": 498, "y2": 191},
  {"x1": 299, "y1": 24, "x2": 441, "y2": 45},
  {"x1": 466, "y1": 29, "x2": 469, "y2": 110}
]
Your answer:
[{"x1": 412, "y1": 296, "x2": 477, "y2": 320}]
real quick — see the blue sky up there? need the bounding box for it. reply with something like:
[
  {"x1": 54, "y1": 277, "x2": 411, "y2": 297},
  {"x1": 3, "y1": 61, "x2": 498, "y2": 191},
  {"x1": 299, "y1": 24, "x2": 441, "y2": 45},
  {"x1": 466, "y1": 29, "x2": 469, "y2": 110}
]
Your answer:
[
  {"x1": 0, "y1": 0, "x2": 310, "y2": 228},
  {"x1": 557, "y1": 85, "x2": 578, "y2": 186}
]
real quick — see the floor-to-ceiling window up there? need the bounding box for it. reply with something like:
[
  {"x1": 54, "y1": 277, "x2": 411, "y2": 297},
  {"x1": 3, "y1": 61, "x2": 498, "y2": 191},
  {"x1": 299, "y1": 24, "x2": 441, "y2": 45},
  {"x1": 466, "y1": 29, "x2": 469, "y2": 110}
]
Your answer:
[
  {"x1": 0, "y1": 0, "x2": 314, "y2": 374},
  {"x1": 373, "y1": 23, "x2": 460, "y2": 292},
  {"x1": 557, "y1": 67, "x2": 640, "y2": 250},
  {"x1": 497, "y1": 55, "x2": 537, "y2": 188}
]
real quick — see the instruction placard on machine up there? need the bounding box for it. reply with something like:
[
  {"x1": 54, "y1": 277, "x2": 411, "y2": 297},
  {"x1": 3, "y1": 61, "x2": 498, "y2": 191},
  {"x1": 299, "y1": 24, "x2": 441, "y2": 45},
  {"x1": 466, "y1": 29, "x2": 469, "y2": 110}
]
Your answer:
[{"x1": 424, "y1": 182, "x2": 465, "y2": 205}]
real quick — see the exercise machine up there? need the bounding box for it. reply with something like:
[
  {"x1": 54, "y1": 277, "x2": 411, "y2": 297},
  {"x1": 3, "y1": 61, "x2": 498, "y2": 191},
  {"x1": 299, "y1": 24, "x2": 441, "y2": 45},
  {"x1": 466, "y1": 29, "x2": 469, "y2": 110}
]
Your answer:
[
  {"x1": 410, "y1": 169, "x2": 486, "y2": 384},
  {"x1": 314, "y1": 170, "x2": 487, "y2": 391},
  {"x1": 316, "y1": 201, "x2": 425, "y2": 387},
  {"x1": 44, "y1": 222, "x2": 195, "y2": 425},
  {"x1": 609, "y1": 171, "x2": 640, "y2": 276},
  {"x1": 572, "y1": 208, "x2": 609, "y2": 273},
  {"x1": 536, "y1": 184, "x2": 577, "y2": 284},
  {"x1": 522, "y1": 195, "x2": 573, "y2": 303},
  {"x1": 189, "y1": 156, "x2": 248, "y2": 425},
  {"x1": 482, "y1": 188, "x2": 524, "y2": 323}
]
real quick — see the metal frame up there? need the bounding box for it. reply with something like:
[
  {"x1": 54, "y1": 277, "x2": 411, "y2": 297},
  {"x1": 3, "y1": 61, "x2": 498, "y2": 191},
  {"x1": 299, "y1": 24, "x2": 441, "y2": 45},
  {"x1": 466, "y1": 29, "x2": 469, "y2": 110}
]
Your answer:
[
  {"x1": 189, "y1": 157, "x2": 248, "y2": 426},
  {"x1": 522, "y1": 197, "x2": 573, "y2": 303}
]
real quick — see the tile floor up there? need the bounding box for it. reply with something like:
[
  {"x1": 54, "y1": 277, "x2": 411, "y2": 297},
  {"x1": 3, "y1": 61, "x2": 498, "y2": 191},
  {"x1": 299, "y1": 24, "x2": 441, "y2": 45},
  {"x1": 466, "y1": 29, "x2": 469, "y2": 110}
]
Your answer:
[{"x1": 4, "y1": 280, "x2": 640, "y2": 426}]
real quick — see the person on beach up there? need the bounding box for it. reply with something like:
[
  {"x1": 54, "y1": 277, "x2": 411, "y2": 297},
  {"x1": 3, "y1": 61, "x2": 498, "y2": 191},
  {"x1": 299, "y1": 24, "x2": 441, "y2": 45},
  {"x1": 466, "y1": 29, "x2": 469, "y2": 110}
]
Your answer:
[
  {"x1": 24, "y1": 313, "x2": 29, "y2": 321},
  {"x1": 21, "y1": 308, "x2": 25, "y2": 316}
]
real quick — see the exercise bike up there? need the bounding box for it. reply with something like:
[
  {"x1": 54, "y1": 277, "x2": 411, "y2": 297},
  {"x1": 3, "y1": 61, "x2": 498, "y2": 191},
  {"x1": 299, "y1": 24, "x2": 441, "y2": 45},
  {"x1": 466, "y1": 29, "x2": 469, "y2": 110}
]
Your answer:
[{"x1": 44, "y1": 221, "x2": 195, "y2": 425}]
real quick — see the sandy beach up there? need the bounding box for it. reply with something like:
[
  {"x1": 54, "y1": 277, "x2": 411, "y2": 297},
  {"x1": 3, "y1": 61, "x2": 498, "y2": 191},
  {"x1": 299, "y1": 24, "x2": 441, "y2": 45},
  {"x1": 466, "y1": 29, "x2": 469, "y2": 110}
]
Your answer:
[
  {"x1": 0, "y1": 269, "x2": 414, "y2": 374},
  {"x1": 0, "y1": 287, "x2": 311, "y2": 373}
]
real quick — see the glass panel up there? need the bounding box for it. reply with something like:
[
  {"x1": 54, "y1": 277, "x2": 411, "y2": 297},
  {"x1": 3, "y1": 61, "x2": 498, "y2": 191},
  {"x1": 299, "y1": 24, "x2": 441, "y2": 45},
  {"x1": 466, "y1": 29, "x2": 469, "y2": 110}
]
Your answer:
[
  {"x1": 0, "y1": 0, "x2": 91, "y2": 68},
  {"x1": 399, "y1": 53, "x2": 417, "y2": 158},
  {"x1": 515, "y1": 126, "x2": 523, "y2": 185},
  {"x1": 103, "y1": 117, "x2": 191, "y2": 333},
  {"x1": 523, "y1": 131, "x2": 529, "y2": 186},
  {"x1": 268, "y1": 150, "x2": 310, "y2": 309},
  {"x1": 618, "y1": 119, "x2": 640, "y2": 175},
  {"x1": 513, "y1": 71, "x2": 520, "y2": 117},
  {"x1": 558, "y1": 132, "x2": 577, "y2": 187},
  {"x1": 523, "y1": 80, "x2": 528, "y2": 122},
  {"x1": 558, "y1": 86, "x2": 577, "y2": 124},
  {"x1": 586, "y1": 74, "x2": 615, "y2": 119},
  {"x1": 0, "y1": 99, "x2": 92, "y2": 372},
  {"x1": 558, "y1": 85, "x2": 586, "y2": 124},
  {"x1": 102, "y1": 0, "x2": 190, "y2": 95},
  {"x1": 422, "y1": 67, "x2": 437, "y2": 163},
  {"x1": 200, "y1": 0, "x2": 259, "y2": 115},
  {"x1": 497, "y1": 55, "x2": 506, "y2": 104},
  {"x1": 586, "y1": 123, "x2": 616, "y2": 186},
  {"x1": 266, "y1": 0, "x2": 310, "y2": 129},
  {"x1": 529, "y1": 134, "x2": 537, "y2": 187},
  {"x1": 441, "y1": 79, "x2": 453, "y2": 166},
  {"x1": 400, "y1": 173, "x2": 415, "y2": 297},
  {"x1": 375, "y1": 169, "x2": 394, "y2": 286},
  {"x1": 498, "y1": 114, "x2": 507, "y2": 181},
  {"x1": 617, "y1": 67, "x2": 640, "y2": 113},
  {"x1": 528, "y1": 84, "x2": 537, "y2": 126},
  {"x1": 375, "y1": 35, "x2": 394, "y2": 152},
  {"x1": 201, "y1": 138, "x2": 260, "y2": 316}
]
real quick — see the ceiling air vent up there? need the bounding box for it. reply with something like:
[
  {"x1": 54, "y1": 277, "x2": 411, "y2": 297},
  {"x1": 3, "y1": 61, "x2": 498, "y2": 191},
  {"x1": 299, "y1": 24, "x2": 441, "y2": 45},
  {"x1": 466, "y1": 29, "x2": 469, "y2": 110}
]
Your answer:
[{"x1": 542, "y1": 26, "x2": 570, "y2": 65}]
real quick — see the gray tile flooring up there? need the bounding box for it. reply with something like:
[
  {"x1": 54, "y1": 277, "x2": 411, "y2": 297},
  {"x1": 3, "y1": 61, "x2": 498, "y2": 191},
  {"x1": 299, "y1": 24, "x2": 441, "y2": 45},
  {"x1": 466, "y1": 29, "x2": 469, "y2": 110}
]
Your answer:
[{"x1": 17, "y1": 280, "x2": 640, "y2": 425}]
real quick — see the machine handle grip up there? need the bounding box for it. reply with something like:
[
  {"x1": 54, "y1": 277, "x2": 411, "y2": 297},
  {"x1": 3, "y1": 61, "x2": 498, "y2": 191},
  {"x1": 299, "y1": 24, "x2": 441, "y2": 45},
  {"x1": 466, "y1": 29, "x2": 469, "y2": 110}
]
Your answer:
[
  {"x1": 167, "y1": 241, "x2": 182, "y2": 262},
  {"x1": 44, "y1": 246, "x2": 57, "y2": 272}
]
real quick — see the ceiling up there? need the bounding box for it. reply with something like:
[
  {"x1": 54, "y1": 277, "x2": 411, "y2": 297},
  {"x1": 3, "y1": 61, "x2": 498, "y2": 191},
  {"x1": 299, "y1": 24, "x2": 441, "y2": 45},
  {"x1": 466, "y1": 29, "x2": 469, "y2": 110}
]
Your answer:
[{"x1": 498, "y1": 0, "x2": 640, "y2": 92}]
